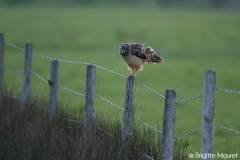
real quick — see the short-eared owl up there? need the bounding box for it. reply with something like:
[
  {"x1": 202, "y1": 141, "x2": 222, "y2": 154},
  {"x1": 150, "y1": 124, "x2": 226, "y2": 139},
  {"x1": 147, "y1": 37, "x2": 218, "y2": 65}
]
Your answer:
[{"x1": 119, "y1": 43, "x2": 163, "y2": 76}]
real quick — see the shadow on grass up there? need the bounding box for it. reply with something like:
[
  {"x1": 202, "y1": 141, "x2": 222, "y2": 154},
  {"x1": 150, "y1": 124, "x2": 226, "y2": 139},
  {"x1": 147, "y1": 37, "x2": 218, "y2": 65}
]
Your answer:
[{"x1": 0, "y1": 94, "x2": 189, "y2": 160}]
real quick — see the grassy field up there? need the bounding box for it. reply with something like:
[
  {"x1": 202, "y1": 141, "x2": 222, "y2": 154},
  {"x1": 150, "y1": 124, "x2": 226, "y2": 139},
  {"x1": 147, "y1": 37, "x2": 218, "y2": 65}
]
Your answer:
[
  {"x1": 1, "y1": 5, "x2": 240, "y2": 155},
  {"x1": 0, "y1": 96, "x2": 190, "y2": 160}
]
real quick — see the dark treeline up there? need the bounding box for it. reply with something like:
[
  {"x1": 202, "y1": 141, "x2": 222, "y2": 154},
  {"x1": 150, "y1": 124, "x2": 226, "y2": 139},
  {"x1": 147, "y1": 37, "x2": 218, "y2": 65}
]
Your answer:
[
  {"x1": 157, "y1": 0, "x2": 240, "y2": 9},
  {"x1": 1, "y1": 0, "x2": 240, "y2": 9}
]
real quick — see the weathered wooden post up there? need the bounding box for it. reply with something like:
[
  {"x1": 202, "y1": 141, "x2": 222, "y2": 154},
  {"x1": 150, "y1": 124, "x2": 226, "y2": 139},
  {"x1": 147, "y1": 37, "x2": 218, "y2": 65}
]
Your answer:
[
  {"x1": 84, "y1": 65, "x2": 96, "y2": 134},
  {"x1": 0, "y1": 33, "x2": 4, "y2": 104},
  {"x1": 21, "y1": 43, "x2": 33, "y2": 110},
  {"x1": 160, "y1": 89, "x2": 176, "y2": 160},
  {"x1": 122, "y1": 75, "x2": 135, "y2": 159},
  {"x1": 48, "y1": 60, "x2": 59, "y2": 119},
  {"x1": 201, "y1": 70, "x2": 216, "y2": 160}
]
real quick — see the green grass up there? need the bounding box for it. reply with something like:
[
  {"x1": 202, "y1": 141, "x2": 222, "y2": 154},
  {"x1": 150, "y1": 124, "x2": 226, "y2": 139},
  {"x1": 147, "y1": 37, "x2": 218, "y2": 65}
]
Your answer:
[
  {"x1": 0, "y1": 96, "x2": 190, "y2": 160},
  {"x1": 1, "y1": 5, "x2": 240, "y2": 155}
]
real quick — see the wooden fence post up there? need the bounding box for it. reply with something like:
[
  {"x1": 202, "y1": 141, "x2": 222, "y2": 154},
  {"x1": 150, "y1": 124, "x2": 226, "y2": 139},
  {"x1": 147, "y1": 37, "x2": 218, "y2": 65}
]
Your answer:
[
  {"x1": 201, "y1": 70, "x2": 216, "y2": 160},
  {"x1": 160, "y1": 89, "x2": 176, "y2": 160},
  {"x1": 48, "y1": 60, "x2": 59, "y2": 119},
  {"x1": 84, "y1": 65, "x2": 96, "y2": 134},
  {"x1": 21, "y1": 43, "x2": 33, "y2": 110},
  {"x1": 122, "y1": 75, "x2": 135, "y2": 159},
  {"x1": 0, "y1": 33, "x2": 4, "y2": 104}
]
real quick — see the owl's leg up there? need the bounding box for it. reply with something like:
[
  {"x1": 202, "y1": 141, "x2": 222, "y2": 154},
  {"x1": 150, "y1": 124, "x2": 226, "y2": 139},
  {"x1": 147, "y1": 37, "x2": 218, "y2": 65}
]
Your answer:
[{"x1": 130, "y1": 68, "x2": 138, "y2": 77}]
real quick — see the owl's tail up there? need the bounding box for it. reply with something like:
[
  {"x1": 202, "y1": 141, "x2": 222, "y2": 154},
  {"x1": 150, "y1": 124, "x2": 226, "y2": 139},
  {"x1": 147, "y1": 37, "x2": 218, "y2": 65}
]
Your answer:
[
  {"x1": 151, "y1": 54, "x2": 163, "y2": 63},
  {"x1": 145, "y1": 54, "x2": 163, "y2": 63}
]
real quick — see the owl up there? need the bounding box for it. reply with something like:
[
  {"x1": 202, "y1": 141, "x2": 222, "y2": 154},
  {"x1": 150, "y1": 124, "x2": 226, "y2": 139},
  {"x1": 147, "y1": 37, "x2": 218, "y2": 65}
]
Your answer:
[{"x1": 119, "y1": 43, "x2": 163, "y2": 76}]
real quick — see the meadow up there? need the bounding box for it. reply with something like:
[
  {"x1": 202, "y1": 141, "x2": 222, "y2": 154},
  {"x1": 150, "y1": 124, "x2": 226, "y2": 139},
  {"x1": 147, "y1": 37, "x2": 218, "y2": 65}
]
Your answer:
[{"x1": 1, "y1": 5, "x2": 240, "y2": 155}]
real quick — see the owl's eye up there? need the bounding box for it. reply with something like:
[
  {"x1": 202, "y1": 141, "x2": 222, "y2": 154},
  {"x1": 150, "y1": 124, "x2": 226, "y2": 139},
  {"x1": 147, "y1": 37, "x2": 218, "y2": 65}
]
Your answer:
[{"x1": 120, "y1": 46, "x2": 126, "y2": 53}]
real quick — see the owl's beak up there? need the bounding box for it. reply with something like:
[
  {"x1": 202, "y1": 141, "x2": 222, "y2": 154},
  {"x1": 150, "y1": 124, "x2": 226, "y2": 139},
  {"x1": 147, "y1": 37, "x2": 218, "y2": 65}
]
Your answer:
[{"x1": 120, "y1": 52, "x2": 126, "y2": 57}]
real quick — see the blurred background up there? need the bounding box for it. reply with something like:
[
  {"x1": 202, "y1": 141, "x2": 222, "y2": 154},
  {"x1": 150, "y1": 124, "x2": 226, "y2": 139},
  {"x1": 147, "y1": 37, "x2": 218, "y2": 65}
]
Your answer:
[
  {"x1": 1, "y1": 0, "x2": 240, "y2": 9},
  {"x1": 1, "y1": 0, "x2": 240, "y2": 154}
]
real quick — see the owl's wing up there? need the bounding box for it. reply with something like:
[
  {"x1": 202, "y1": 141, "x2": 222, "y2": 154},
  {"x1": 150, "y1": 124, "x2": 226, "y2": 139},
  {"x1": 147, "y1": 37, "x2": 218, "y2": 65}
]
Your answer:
[
  {"x1": 142, "y1": 47, "x2": 163, "y2": 63},
  {"x1": 129, "y1": 43, "x2": 147, "y2": 60},
  {"x1": 128, "y1": 43, "x2": 163, "y2": 63}
]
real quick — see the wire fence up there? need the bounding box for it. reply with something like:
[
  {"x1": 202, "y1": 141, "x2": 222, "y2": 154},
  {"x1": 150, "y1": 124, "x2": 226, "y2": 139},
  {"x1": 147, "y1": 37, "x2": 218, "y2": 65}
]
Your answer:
[{"x1": 2, "y1": 41, "x2": 240, "y2": 145}]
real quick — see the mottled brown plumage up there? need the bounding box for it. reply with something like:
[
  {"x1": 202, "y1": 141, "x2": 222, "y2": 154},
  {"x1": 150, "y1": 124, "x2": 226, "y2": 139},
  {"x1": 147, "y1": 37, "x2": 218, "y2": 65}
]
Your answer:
[{"x1": 119, "y1": 43, "x2": 163, "y2": 76}]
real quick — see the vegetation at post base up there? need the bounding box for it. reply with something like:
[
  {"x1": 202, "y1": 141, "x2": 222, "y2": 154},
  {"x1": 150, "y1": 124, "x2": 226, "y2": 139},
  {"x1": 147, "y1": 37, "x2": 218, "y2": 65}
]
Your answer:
[{"x1": 0, "y1": 95, "x2": 189, "y2": 160}]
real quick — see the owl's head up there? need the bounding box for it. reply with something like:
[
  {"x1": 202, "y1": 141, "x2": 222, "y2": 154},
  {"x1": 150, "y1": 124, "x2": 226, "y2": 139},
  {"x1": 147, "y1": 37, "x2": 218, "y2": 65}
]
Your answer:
[{"x1": 119, "y1": 43, "x2": 130, "y2": 57}]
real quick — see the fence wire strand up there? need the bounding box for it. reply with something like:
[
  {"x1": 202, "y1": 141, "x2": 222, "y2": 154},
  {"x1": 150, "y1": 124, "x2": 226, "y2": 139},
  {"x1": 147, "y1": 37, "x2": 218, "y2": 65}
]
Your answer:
[
  {"x1": 135, "y1": 80, "x2": 165, "y2": 99},
  {"x1": 3, "y1": 93, "x2": 47, "y2": 112},
  {"x1": 3, "y1": 93, "x2": 21, "y2": 100},
  {"x1": 217, "y1": 88, "x2": 240, "y2": 95},
  {"x1": 217, "y1": 124, "x2": 240, "y2": 135},
  {"x1": 133, "y1": 114, "x2": 162, "y2": 134},
  {"x1": 33, "y1": 52, "x2": 56, "y2": 61},
  {"x1": 97, "y1": 94, "x2": 163, "y2": 134},
  {"x1": 176, "y1": 93, "x2": 203, "y2": 104},
  {"x1": 6, "y1": 69, "x2": 23, "y2": 74},
  {"x1": 32, "y1": 70, "x2": 49, "y2": 84},
  {"x1": 32, "y1": 69, "x2": 86, "y2": 97},
  {"x1": 60, "y1": 86, "x2": 85, "y2": 96},
  {"x1": 177, "y1": 128, "x2": 202, "y2": 139},
  {"x1": 6, "y1": 41, "x2": 25, "y2": 52},
  {"x1": 97, "y1": 95, "x2": 124, "y2": 111}
]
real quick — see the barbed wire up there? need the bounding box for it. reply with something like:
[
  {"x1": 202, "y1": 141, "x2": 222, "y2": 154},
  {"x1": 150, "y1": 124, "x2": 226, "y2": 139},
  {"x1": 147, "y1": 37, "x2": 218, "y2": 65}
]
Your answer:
[
  {"x1": 217, "y1": 88, "x2": 240, "y2": 95},
  {"x1": 97, "y1": 94, "x2": 164, "y2": 134},
  {"x1": 34, "y1": 53, "x2": 128, "y2": 79},
  {"x1": 97, "y1": 126, "x2": 115, "y2": 138},
  {"x1": 64, "y1": 111, "x2": 153, "y2": 159},
  {"x1": 4, "y1": 91, "x2": 239, "y2": 139},
  {"x1": 32, "y1": 69, "x2": 86, "y2": 97},
  {"x1": 34, "y1": 52, "x2": 56, "y2": 61},
  {"x1": 176, "y1": 93, "x2": 203, "y2": 104},
  {"x1": 17, "y1": 68, "x2": 163, "y2": 134},
  {"x1": 135, "y1": 80, "x2": 165, "y2": 99},
  {"x1": 177, "y1": 127, "x2": 202, "y2": 139},
  {"x1": 97, "y1": 95, "x2": 124, "y2": 111},
  {"x1": 50, "y1": 57, "x2": 165, "y2": 99},
  {"x1": 3, "y1": 80, "x2": 239, "y2": 152},
  {"x1": 32, "y1": 70, "x2": 49, "y2": 84},
  {"x1": 4, "y1": 67, "x2": 205, "y2": 106},
  {"x1": 6, "y1": 41, "x2": 166, "y2": 99},
  {"x1": 177, "y1": 124, "x2": 240, "y2": 139},
  {"x1": 30, "y1": 100, "x2": 48, "y2": 112},
  {"x1": 5, "y1": 41, "x2": 240, "y2": 102},
  {"x1": 5, "y1": 41, "x2": 210, "y2": 104},
  {"x1": 133, "y1": 114, "x2": 162, "y2": 134},
  {"x1": 3, "y1": 92, "x2": 47, "y2": 112},
  {"x1": 141, "y1": 153, "x2": 154, "y2": 160},
  {"x1": 63, "y1": 118, "x2": 83, "y2": 124},
  {"x1": 6, "y1": 69, "x2": 23, "y2": 74},
  {"x1": 3, "y1": 92, "x2": 21, "y2": 100},
  {"x1": 6, "y1": 41, "x2": 25, "y2": 52},
  {"x1": 59, "y1": 86, "x2": 85, "y2": 96},
  {"x1": 216, "y1": 124, "x2": 240, "y2": 135},
  {"x1": 4, "y1": 67, "x2": 204, "y2": 106}
]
